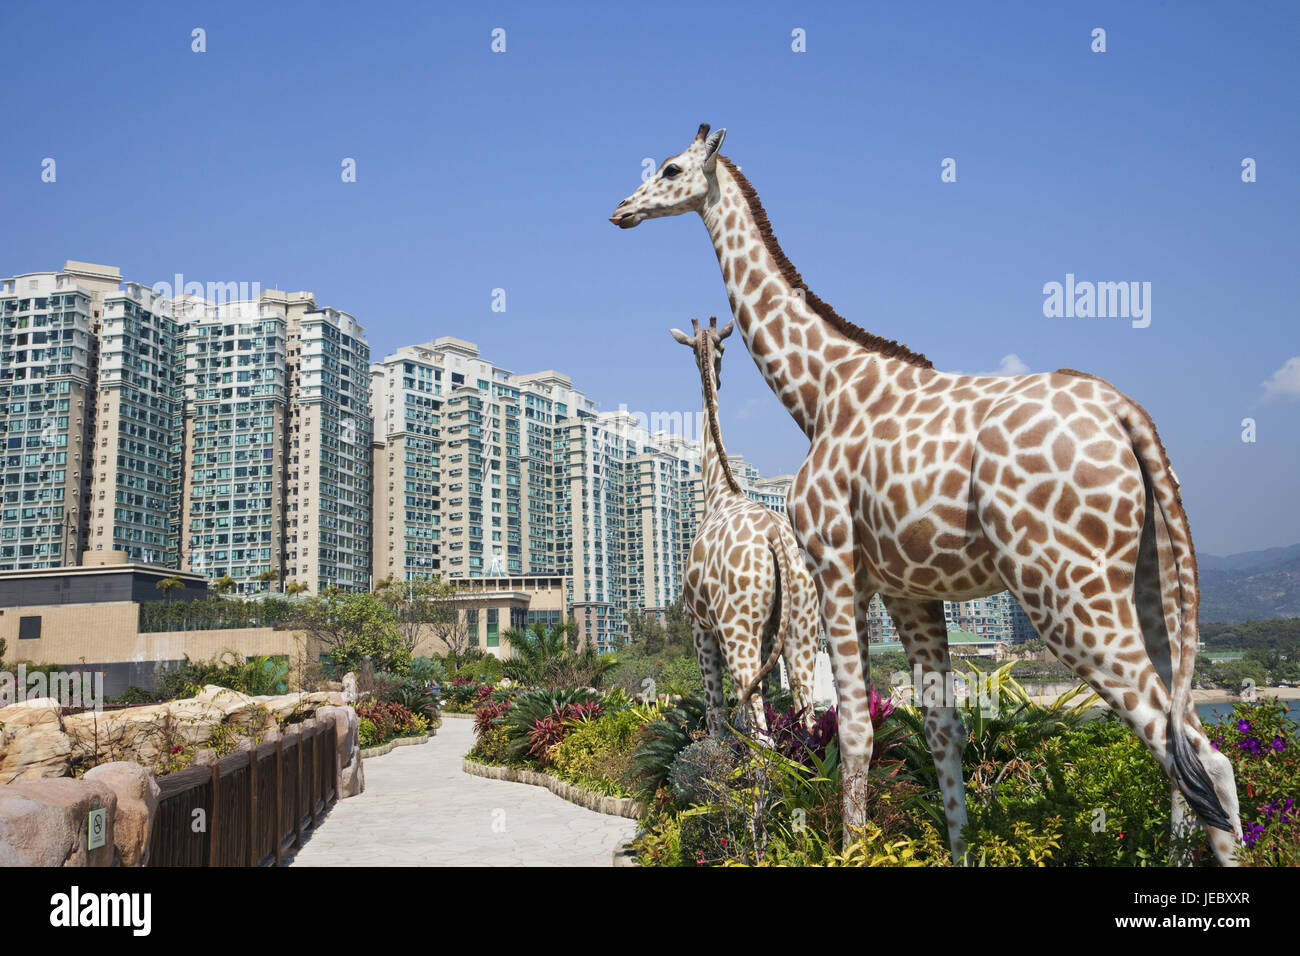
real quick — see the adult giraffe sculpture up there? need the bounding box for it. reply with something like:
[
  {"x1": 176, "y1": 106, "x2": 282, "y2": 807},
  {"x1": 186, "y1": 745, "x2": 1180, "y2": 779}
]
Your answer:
[
  {"x1": 671, "y1": 315, "x2": 820, "y2": 736},
  {"x1": 610, "y1": 124, "x2": 1242, "y2": 864}
]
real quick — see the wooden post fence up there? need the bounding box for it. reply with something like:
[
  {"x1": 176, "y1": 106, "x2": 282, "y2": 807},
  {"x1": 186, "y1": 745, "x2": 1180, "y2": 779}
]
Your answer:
[{"x1": 147, "y1": 717, "x2": 339, "y2": 867}]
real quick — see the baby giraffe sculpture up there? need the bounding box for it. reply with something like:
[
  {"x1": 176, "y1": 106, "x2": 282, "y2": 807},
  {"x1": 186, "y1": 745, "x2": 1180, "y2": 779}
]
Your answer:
[{"x1": 672, "y1": 316, "x2": 821, "y2": 736}]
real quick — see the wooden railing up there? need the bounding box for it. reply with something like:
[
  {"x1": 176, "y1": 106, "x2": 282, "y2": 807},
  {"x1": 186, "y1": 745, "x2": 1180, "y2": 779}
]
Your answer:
[{"x1": 148, "y1": 718, "x2": 337, "y2": 866}]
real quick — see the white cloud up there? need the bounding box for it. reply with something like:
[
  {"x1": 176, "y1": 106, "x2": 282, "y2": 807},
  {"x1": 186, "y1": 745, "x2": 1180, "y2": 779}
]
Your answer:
[
  {"x1": 1260, "y1": 356, "x2": 1300, "y2": 403},
  {"x1": 735, "y1": 397, "x2": 763, "y2": 420},
  {"x1": 951, "y1": 353, "x2": 1031, "y2": 377},
  {"x1": 992, "y1": 353, "x2": 1031, "y2": 376}
]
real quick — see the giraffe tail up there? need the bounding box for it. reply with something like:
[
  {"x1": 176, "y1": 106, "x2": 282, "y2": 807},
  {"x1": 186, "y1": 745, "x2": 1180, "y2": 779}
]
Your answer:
[
  {"x1": 738, "y1": 525, "x2": 793, "y2": 715},
  {"x1": 1117, "y1": 401, "x2": 1234, "y2": 833}
]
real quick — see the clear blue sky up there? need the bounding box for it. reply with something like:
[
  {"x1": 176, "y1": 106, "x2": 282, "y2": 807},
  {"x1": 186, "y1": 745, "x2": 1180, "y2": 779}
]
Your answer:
[{"x1": 4, "y1": 0, "x2": 1297, "y2": 556}]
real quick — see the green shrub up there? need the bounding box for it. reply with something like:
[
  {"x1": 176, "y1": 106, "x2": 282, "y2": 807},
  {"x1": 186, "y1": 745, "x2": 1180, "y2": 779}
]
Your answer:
[
  {"x1": 549, "y1": 709, "x2": 643, "y2": 796},
  {"x1": 113, "y1": 685, "x2": 161, "y2": 705},
  {"x1": 453, "y1": 654, "x2": 503, "y2": 683},
  {"x1": 359, "y1": 717, "x2": 377, "y2": 748},
  {"x1": 409, "y1": 656, "x2": 446, "y2": 684},
  {"x1": 156, "y1": 651, "x2": 291, "y2": 700},
  {"x1": 467, "y1": 725, "x2": 514, "y2": 765},
  {"x1": 962, "y1": 714, "x2": 1182, "y2": 866},
  {"x1": 668, "y1": 738, "x2": 737, "y2": 806}
]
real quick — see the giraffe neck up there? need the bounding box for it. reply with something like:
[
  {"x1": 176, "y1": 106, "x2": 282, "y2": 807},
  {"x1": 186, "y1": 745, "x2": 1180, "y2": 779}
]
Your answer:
[
  {"x1": 700, "y1": 158, "x2": 934, "y2": 438},
  {"x1": 697, "y1": 352, "x2": 742, "y2": 512}
]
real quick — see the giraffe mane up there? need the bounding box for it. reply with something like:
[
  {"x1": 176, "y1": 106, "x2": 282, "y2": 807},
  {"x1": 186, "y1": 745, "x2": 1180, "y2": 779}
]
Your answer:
[
  {"x1": 718, "y1": 156, "x2": 934, "y2": 371},
  {"x1": 699, "y1": 340, "x2": 743, "y2": 497}
]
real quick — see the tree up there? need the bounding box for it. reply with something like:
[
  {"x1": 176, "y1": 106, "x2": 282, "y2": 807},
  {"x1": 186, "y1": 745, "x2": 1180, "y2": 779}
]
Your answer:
[
  {"x1": 155, "y1": 576, "x2": 184, "y2": 604},
  {"x1": 285, "y1": 580, "x2": 309, "y2": 597},
  {"x1": 210, "y1": 575, "x2": 237, "y2": 596},
  {"x1": 664, "y1": 599, "x2": 694, "y2": 650},
  {"x1": 395, "y1": 577, "x2": 490, "y2": 658},
  {"x1": 626, "y1": 608, "x2": 666, "y2": 655},
  {"x1": 255, "y1": 568, "x2": 280, "y2": 593},
  {"x1": 279, "y1": 591, "x2": 409, "y2": 674},
  {"x1": 373, "y1": 577, "x2": 453, "y2": 654}
]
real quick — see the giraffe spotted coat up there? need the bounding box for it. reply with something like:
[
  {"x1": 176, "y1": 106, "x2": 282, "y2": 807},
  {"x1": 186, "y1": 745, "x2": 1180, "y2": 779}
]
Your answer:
[
  {"x1": 672, "y1": 316, "x2": 820, "y2": 736},
  {"x1": 613, "y1": 124, "x2": 1243, "y2": 865}
]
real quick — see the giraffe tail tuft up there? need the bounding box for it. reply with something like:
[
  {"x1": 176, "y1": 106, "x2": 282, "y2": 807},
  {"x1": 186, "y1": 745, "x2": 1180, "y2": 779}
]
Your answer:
[{"x1": 1169, "y1": 720, "x2": 1233, "y2": 832}]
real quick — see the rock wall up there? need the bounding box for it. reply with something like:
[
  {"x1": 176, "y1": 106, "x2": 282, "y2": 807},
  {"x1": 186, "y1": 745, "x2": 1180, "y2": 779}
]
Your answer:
[{"x1": 0, "y1": 685, "x2": 363, "y2": 866}]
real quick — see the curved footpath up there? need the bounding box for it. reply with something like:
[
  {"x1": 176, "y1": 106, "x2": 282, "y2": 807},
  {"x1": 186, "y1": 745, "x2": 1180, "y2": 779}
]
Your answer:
[{"x1": 288, "y1": 715, "x2": 637, "y2": 866}]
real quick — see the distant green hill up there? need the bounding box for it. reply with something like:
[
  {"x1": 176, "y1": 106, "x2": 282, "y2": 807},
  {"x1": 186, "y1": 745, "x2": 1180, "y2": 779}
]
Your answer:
[{"x1": 1198, "y1": 544, "x2": 1300, "y2": 623}]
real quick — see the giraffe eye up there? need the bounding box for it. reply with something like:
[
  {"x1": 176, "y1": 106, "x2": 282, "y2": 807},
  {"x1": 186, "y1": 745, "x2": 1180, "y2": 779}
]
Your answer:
[{"x1": 663, "y1": 164, "x2": 681, "y2": 179}]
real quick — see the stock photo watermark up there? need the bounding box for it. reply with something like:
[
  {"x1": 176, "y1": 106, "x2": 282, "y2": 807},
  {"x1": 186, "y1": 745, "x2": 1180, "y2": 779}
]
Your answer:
[
  {"x1": 0, "y1": 664, "x2": 104, "y2": 711},
  {"x1": 1042, "y1": 274, "x2": 1151, "y2": 328}
]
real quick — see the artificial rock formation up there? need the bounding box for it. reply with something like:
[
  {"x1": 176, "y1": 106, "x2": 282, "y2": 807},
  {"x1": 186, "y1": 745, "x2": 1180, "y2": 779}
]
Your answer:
[
  {"x1": 82, "y1": 761, "x2": 159, "y2": 866},
  {"x1": 0, "y1": 698, "x2": 72, "y2": 781},
  {"x1": 0, "y1": 777, "x2": 117, "y2": 867}
]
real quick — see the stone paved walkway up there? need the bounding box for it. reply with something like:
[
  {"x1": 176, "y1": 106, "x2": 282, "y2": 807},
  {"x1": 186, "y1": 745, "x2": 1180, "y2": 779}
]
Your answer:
[{"x1": 288, "y1": 716, "x2": 637, "y2": 866}]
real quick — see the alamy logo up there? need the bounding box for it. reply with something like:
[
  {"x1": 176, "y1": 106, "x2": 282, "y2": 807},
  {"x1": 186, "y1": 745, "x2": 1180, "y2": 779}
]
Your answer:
[
  {"x1": 0, "y1": 664, "x2": 104, "y2": 711},
  {"x1": 49, "y1": 887, "x2": 151, "y2": 936},
  {"x1": 149, "y1": 273, "x2": 261, "y2": 305},
  {"x1": 614, "y1": 405, "x2": 708, "y2": 444},
  {"x1": 1042, "y1": 273, "x2": 1151, "y2": 328}
]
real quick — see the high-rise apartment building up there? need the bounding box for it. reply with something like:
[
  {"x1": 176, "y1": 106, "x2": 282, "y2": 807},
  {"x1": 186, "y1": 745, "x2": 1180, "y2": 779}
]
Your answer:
[
  {"x1": 2, "y1": 263, "x2": 371, "y2": 596},
  {"x1": 370, "y1": 339, "x2": 594, "y2": 584},
  {"x1": 90, "y1": 282, "x2": 187, "y2": 566},
  {"x1": 180, "y1": 293, "x2": 288, "y2": 589},
  {"x1": 285, "y1": 303, "x2": 372, "y2": 594},
  {"x1": 0, "y1": 263, "x2": 112, "y2": 569}
]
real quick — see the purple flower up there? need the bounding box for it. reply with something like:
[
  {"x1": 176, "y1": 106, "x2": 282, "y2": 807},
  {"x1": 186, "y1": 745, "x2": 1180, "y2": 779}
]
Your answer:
[
  {"x1": 1242, "y1": 823, "x2": 1265, "y2": 848},
  {"x1": 1237, "y1": 719, "x2": 1252, "y2": 734},
  {"x1": 1272, "y1": 735, "x2": 1286, "y2": 753},
  {"x1": 1239, "y1": 737, "x2": 1263, "y2": 756}
]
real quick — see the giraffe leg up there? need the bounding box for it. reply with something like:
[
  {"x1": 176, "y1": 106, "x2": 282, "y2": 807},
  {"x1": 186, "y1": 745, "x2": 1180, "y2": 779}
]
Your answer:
[
  {"x1": 885, "y1": 595, "x2": 970, "y2": 863},
  {"x1": 785, "y1": 556, "x2": 822, "y2": 729},
  {"x1": 1005, "y1": 572, "x2": 1244, "y2": 863},
  {"x1": 799, "y1": 531, "x2": 872, "y2": 832},
  {"x1": 719, "y1": 621, "x2": 770, "y2": 739},
  {"x1": 853, "y1": 563, "x2": 875, "y2": 695},
  {"x1": 693, "y1": 622, "x2": 726, "y2": 739}
]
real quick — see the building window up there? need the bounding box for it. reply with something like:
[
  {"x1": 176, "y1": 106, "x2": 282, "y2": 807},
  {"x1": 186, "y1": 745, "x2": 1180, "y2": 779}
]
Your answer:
[
  {"x1": 486, "y1": 608, "x2": 498, "y2": 647},
  {"x1": 18, "y1": 616, "x2": 41, "y2": 640}
]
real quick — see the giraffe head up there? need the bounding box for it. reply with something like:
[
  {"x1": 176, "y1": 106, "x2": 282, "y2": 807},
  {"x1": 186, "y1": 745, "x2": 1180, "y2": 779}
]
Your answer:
[
  {"x1": 610, "y1": 124, "x2": 727, "y2": 228},
  {"x1": 671, "y1": 315, "x2": 734, "y2": 391}
]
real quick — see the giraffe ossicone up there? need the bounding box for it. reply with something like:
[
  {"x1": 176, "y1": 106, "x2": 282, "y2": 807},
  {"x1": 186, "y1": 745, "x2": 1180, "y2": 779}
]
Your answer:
[
  {"x1": 670, "y1": 315, "x2": 821, "y2": 738},
  {"x1": 612, "y1": 124, "x2": 1243, "y2": 866}
]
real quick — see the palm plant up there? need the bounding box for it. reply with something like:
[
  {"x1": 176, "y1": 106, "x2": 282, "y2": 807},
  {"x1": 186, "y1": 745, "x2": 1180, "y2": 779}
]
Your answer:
[
  {"x1": 254, "y1": 567, "x2": 280, "y2": 593},
  {"x1": 210, "y1": 574, "x2": 237, "y2": 596},
  {"x1": 627, "y1": 695, "x2": 708, "y2": 794},
  {"x1": 501, "y1": 621, "x2": 621, "y2": 689},
  {"x1": 499, "y1": 687, "x2": 601, "y2": 761},
  {"x1": 891, "y1": 662, "x2": 1100, "y2": 826},
  {"x1": 502, "y1": 621, "x2": 571, "y2": 683},
  {"x1": 155, "y1": 576, "x2": 184, "y2": 604},
  {"x1": 285, "y1": 580, "x2": 309, "y2": 597}
]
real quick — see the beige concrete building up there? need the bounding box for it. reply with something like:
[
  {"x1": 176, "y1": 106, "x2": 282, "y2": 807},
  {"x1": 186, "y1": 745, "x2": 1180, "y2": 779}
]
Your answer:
[{"x1": 0, "y1": 562, "x2": 569, "y2": 694}]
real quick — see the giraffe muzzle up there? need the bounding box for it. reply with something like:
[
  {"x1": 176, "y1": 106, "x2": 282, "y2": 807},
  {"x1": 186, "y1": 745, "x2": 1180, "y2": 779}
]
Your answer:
[{"x1": 609, "y1": 201, "x2": 642, "y2": 228}]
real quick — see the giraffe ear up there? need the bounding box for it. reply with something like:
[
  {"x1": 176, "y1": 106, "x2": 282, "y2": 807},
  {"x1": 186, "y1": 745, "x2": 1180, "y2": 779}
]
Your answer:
[
  {"x1": 701, "y1": 128, "x2": 726, "y2": 172},
  {"x1": 717, "y1": 320, "x2": 734, "y2": 341},
  {"x1": 670, "y1": 328, "x2": 695, "y2": 347}
]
